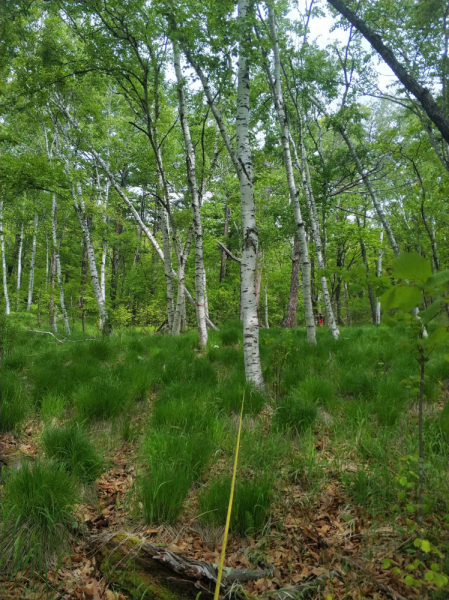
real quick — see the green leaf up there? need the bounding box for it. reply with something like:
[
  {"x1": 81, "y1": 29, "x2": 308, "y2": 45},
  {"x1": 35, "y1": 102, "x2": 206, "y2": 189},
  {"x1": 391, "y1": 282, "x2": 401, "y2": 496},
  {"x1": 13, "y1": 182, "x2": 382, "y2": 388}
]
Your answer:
[
  {"x1": 406, "y1": 504, "x2": 415, "y2": 513},
  {"x1": 382, "y1": 559, "x2": 391, "y2": 569},
  {"x1": 418, "y1": 299, "x2": 443, "y2": 325},
  {"x1": 427, "y1": 326, "x2": 449, "y2": 350},
  {"x1": 420, "y1": 539, "x2": 431, "y2": 553},
  {"x1": 430, "y1": 563, "x2": 440, "y2": 572},
  {"x1": 425, "y1": 570, "x2": 435, "y2": 581},
  {"x1": 404, "y1": 574, "x2": 414, "y2": 586},
  {"x1": 434, "y1": 573, "x2": 449, "y2": 588},
  {"x1": 392, "y1": 567, "x2": 401, "y2": 576},
  {"x1": 425, "y1": 269, "x2": 449, "y2": 290},
  {"x1": 393, "y1": 253, "x2": 432, "y2": 281},
  {"x1": 349, "y1": 283, "x2": 363, "y2": 294},
  {"x1": 382, "y1": 314, "x2": 397, "y2": 327},
  {"x1": 380, "y1": 284, "x2": 421, "y2": 311}
]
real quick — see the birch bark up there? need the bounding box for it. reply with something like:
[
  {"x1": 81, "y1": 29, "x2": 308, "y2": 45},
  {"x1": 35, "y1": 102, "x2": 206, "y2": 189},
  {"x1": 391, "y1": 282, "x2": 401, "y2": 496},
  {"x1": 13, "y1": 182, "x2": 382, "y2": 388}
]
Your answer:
[
  {"x1": 235, "y1": 0, "x2": 264, "y2": 389},
  {"x1": 172, "y1": 229, "x2": 193, "y2": 336},
  {"x1": 265, "y1": 5, "x2": 316, "y2": 343},
  {"x1": 173, "y1": 42, "x2": 208, "y2": 347},
  {"x1": 293, "y1": 130, "x2": 340, "y2": 339},
  {"x1": 71, "y1": 181, "x2": 111, "y2": 334},
  {"x1": 51, "y1": 195, "x2": 71, "y2": 334},
  {"x1": 16, "y1": 224, "x2": 24, "y2": 311},
  {"x1": 0, "y1": 201, "x2": 10, "y2": 315},
  {"x1": 27, "y1": 214, "x2": 38, "y2": 311},
  {"x1": 376, "y1": 229, "x2": 383, "y2": 325}
]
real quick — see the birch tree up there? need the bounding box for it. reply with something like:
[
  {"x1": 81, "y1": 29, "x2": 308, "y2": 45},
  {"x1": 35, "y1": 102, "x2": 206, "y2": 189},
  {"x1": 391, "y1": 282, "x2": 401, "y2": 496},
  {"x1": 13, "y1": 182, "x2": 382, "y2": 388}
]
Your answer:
[
  {"x1": 16, "y1": 224, "x2": 23, "y2": 311},
  {"x1": 51, "y1": 195, "x2": 71, "y2": 334},
  {"x1": 0, "y1": 201, "x2": 11, "y2": 315},
  {"x1": 27, "y1": 213, "x2": 38, "y2": 311}
]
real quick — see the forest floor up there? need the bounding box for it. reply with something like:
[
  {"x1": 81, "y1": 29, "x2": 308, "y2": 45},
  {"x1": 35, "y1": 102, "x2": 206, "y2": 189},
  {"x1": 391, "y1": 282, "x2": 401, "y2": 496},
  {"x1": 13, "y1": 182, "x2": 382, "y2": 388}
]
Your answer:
[{"x1": 0, "y1": 314, "x2": 448, "y2": 600}]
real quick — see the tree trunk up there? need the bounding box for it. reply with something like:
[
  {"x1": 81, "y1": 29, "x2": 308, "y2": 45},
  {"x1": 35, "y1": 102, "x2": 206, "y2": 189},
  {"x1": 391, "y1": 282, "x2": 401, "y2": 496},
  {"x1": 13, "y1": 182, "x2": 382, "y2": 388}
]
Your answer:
[
  {"x1": 27, "y1": 214, "x2": 38, "y2": 311},
  {"x1": 51, "y1": 195, "x2": 70, "y2": 334},
  {"x1": 255, "y1": 250, "x2": 263, "y2": 317},
  {"x1": 220, "y1": 204, "x2": 230, "y2": 282},
  {"x1": 37, "y1": 280, "x2": 42, "y2": 328},
  {"x1": 157, "y1": 193, "x2": 176, "y2": 333},
  {"x1": 266, "y1": 7, "x2": 316, "y2": 343},
  {"x1": 376, "y1": 228, "x2": 383, "y2": 325},
  {"x1": 0, "y1": 201, "x2": 10, "y2": 315},
  {"x1": 328, "y1": 0, "x2": 449, "y2": 145},
  {"x1": 235, "y1": 0, "x2": 264, "y2": 389},
  {"x1": 49, "y1": 246, "x2": 56, "y2": 328},
  {"x1": 340, "y1": 128, "x2": 400, "y2": 257},
  {"x1": 264, "y1": 283, "x2": 269, "y2": 328},
  {"x1": 174, "y1": 42, "x2": 208, "y2": 348},
  {"x1": 344, "y1": 281, "x2": 352, "y2": 326},
  {"x1": 16, "y1": 224, "x2": 24, "y2": 311},
  {"x1": 285, "y1": 236, "x2": 300, "y2": 328},
  {"x1": 110, "y1": 220, "x2": 122, "y2": 310},
  {"x1": 72, "y1": 181, "x2": 111, "y2": 334},
  {"x1": 172, "y1": 230, "x2": 193, "y2": 336},
  {"x1": 356, "y1": 215, "x2": 376, "y2": 324},
  {"x1": 295, "y1": 129, "x2": 339, "y2": 339},
  {"x1": 45, "y1": 234, "x2": 49, "y2": 290}
]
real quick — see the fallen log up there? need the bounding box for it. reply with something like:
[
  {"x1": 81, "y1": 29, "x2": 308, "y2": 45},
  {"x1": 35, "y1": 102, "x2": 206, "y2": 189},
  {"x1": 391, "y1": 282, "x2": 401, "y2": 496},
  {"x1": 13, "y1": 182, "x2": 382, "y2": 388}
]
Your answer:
[{"x1": 85, "y1": 532, "x2": 271, "y2": 599}]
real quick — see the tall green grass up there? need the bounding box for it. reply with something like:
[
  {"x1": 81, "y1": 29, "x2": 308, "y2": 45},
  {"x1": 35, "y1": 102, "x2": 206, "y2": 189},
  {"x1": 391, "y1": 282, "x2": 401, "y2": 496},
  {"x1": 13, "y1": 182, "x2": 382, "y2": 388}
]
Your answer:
[{"x1": 0, "y1": 461, "x2": 78, "y2": 573}]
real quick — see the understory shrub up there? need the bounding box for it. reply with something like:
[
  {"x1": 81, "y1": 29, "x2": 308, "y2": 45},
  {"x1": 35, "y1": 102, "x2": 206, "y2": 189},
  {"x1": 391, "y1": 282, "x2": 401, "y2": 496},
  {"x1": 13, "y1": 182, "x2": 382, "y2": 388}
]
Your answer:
[
  {"x1": 42, "y1": 424, "x2": 103, "y2": 483},
  {"x1": 0, "y1": 460, "x2": 78, "y2": 573}
]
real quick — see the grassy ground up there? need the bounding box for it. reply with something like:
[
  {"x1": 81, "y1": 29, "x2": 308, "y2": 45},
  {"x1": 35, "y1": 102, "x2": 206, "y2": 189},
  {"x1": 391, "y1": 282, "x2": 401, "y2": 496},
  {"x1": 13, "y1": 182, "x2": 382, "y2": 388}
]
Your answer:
[{"x1": 0, "y1": 313, "x2": 448, "y2": 599}]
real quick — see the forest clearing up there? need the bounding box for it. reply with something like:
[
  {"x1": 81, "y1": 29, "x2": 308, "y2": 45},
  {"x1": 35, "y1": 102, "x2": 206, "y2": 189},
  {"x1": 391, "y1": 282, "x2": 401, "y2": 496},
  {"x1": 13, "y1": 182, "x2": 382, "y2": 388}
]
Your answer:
[{"x1": 1, "y1": 1, "x2": 449, "y2": 599}]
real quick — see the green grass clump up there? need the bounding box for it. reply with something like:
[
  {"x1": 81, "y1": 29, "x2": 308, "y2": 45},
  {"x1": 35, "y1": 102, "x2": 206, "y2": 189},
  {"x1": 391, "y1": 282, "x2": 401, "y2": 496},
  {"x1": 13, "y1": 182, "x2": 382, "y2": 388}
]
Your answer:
[
  {"x1": 216, "y1": 381, "x2": 266, "y2": 416},
  {"x1": 140, "y1": 432, "x2": 214, "y2": 524},
  {"x1": 219, "y1": 320, "x2": 241, "y2": 346},
  {"x1": 73, "y1": 376, "x2": 130, "y2": 421},
  {"x1": 199, "y1": 475, "x2": 273, "y2": 535},
  {"x1": 0, "y1": 371, "x2": 29, "y2": 432},
  {"x1": 273, "y1": 392, "x2": 318, "y2": 434},
  {"x1": 42, "y1": 424, "x2": 103, "y2": 483},
  {"x1": 0, "y1": 460, "x2": 78, "y2": 573}
]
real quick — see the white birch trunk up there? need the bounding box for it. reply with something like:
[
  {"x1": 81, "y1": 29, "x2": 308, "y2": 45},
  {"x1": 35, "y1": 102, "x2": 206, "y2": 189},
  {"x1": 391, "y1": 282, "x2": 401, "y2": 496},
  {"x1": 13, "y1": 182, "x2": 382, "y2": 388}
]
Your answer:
[
  {"x1": 51, "y1": 195, "x2": 71, "y2": 334},
  {"x1": 294, "y1": 132, "x2": 339, "y2": 339},
  {"x1": 339, "y1": 128, "x2": 400, "y2": 257},
  {"x1": 376, "y1": 228, "x2": 383, "y2": 325},
  {"x1": 0, "y1": 201, "x2": 10, "y2": 315},
  {"x1": 173, "y1": 42, "x2": 208, "y2": 348},
  {"x1": 16, "y1": 224, "x2": 24, "y2": 311},
  {"x1": 101, "y1": 242, "x2": 107, "y2": 302},
  {"x1": 172, "y1": 230, "x2": 193, "y2": 336},
  {"x1": 236, "y1": 0, "x2": 264, "y2": 389},
  {"x1": 45, "y1": 234, "x2": 49, "y2": 289},
  {"x1": 157, "y1": 190, "x2": 176, "y2": 333},
  {"x1": 53, "y1": 303, "x2": 58, "y2": 334},
  {"x1": 267, "y1": 6, "x2": 316, "y2": 344},
  {"x1": 27, "y1": 213, "x2": 38, "y2": 311},
  {"x1": 264, "y1": 283, "x2": 269, "y2": 329},
  {"x1": 72, "y1": 181, "x2": 111, "y2": 333}
]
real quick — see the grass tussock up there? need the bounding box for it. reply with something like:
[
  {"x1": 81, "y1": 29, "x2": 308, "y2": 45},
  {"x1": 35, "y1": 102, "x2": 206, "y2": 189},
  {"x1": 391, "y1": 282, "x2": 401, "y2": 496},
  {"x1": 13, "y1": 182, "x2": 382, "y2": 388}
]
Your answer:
[{"x1": 0, "y1": 460, "x2": 78, "y2": 574}]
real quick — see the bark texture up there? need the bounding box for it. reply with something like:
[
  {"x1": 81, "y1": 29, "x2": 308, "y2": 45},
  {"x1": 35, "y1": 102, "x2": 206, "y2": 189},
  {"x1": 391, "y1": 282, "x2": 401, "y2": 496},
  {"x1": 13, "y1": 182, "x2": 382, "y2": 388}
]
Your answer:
[
  {"x1": 0, "y1": 201, "x2": 10, "y2": 315},
  {"x1": 174, "y1": 42, "x2": 208, "y2": 347},
  {"x1": 27, "y1": 214, "x2": 38, "y2": 311},
  {"x1": 267, "y1": 6, "x2": 316, "y2": 343},
  {"x1": 51, "y1": 195, "x2": 71, "y2": 334},
  {"x1": 285, "y1": 236, "x2": 301, "y2": 328},
  {"x1": 16, "y1": 225, "x2": 24, "y2": 311}
]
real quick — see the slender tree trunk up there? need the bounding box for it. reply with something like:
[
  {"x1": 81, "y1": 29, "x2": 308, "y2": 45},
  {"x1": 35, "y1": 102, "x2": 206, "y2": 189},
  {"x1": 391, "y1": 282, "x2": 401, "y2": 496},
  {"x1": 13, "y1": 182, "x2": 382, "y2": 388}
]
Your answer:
[
  {"x1": 344, "y1": 281, "x2": 352, "y2": 326},
  {"x1": 37, "y1": 280, "x2": 42, "y2": 328},
  {"x1": 51, "y1": 195, "x2": 70, "y2": 334},
  {"x1": 71, "y1": 181, "x2": 111, "y2": 334},
  {"x1": 235, "y1": 0, "x2": 264, "y2": 388},
  {"x1": 157, "y1": 193, "x2": 176, "y2": 333},
  {"x1": 220, "y1": 204, "x2": 230, "y2": 282},
  {"x1": 27, "y1": 214, "x2": 38, "y2": 311},
  {"x1": 255, "y1": 250, "x2": 263, "y2": 317},
  {"x1": 266, "y1": 6, "x2": 316, "y2": 343},
  {"x1": 0, "y1": 202, "x2": 11, "y2": 315},
  {"x1": 45, "y1": 234, "x2": 49, "y2": 290},
  {"x1": 264, "y1": 283, "x2": 269, "y2": 328},
  {"x1": 174, "y1": 42, "x2": 208, "y2": 347},
  {"x1": 340, "y1": 129, "x2": 400, "y2": 257},
  {"x1": 356, "y1": 215, "x2": 376, "y2": 324},
  {"x1": 16, "y1": 224, "x2": 24, "y2": 311},
  {"x1": 295, "y1": 129, "x2": 339, "y2": 339},
  {"x1": 53, "y1": 303, "x2": 58, "y2": 333},
  {"x1": 285, "y1": 236, "x2": 300, "y2": 328},
  {"x1": 49, "y1": 246, "x2": 56, "y2": 327},
  {"x1": 172, "y1": 231, "x2": 193, "y2": 336},
  {"x1": 376, "y1": 228, "x2": 383, "y2": 325},
  {"x1": 110, "y1": 220, "x2": 122, "y2": 310},
  {"x1": 101, "y1": 242, "x2": 108, "y2": 302}
]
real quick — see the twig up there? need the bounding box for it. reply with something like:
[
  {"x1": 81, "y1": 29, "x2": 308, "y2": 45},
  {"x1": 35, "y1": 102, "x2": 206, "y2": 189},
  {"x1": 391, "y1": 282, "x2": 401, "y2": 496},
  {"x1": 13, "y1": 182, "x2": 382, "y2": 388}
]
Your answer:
[{"x1": 338, "y1": 555, "x2": 407, "y2": 600}]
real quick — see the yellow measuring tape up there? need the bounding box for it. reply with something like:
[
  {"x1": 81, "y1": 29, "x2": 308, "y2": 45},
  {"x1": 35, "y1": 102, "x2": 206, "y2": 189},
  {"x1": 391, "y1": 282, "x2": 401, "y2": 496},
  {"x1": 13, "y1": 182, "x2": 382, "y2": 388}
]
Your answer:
[{"x1": 213, "y1": 391, "x2": 245, "y2": 600}]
